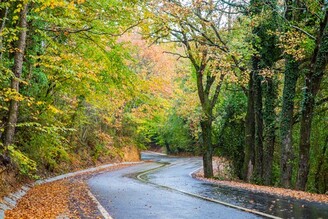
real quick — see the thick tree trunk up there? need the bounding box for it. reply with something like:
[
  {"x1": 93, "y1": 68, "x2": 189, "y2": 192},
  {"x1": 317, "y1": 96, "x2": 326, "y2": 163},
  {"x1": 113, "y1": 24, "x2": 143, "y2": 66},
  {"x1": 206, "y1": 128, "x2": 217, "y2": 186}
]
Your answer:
[
  {"x1": 242, "y1": 72, "x2": 255, "y2": 182},
  {"x1": 245, "y1": 0, "x2": 279, "y2": 184},
  {"x1": 296, "y1": 12, "x2": 328, "y2": 190},
  {"x1": 201, "y1": 119, "x2": 213, "y2": 178},
  {"x1": 280, "y1": 57, "x2": 299, "y2": 188},
  {"x1": 296, "y1": 80, "x2": 315, "y2": 190},
  {"x1": 263, "y1": 77, "x2": 276, "y2": 185},
  {"x1": 254, "y1": 70, "x2": 264, "y2": 183},
  {"x1": 3, "y1": 3, "x2": 28, "y2": 147},
  {"x1": 194, "y1": 61, "x2": 215, "y2": 178},
  {"x1": 314, "y1": 136, "x2": 327, "y2": 193}
]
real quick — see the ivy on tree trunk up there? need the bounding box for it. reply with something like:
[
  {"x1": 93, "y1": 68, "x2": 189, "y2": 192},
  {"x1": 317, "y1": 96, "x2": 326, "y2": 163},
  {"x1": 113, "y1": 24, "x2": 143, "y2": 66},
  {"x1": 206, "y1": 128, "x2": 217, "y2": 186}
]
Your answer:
[
  {"x1": 263, "y1": 77, "x2": 276, "y2": 185},
  {"x1": 297, "y1": 11, "x2": 328, "y2": 190},
  {"x1": 243, "y1": 71, "x2": 256, "y2": 182},
  {"x1": 280, "y1": 57, "x2": 299, "y2": 188}
]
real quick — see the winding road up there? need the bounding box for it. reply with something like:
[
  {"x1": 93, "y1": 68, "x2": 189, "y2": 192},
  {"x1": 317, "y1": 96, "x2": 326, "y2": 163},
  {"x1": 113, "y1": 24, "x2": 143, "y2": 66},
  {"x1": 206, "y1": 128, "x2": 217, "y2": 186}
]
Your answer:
[{"x1": 88, "y1": 152, "x2": 328, "y2": 219}]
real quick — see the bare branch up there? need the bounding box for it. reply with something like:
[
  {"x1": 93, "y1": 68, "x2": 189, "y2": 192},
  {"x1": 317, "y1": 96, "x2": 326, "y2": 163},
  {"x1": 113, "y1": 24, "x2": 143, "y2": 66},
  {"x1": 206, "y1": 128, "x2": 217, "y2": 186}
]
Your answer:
[
  {"x1": 220, "y1": 0, "x2": 248, "y2": 11},
  {"x1": 291, "y1": 25, "x2": 316, "y2": 40},
  {"x1": 90, "y1": 20, "x2": 144, "y2": 37},
  {"x1": 39, "y1": 26, "x2": 93, "y2": 34},
  {"x1": 163, "y1": 51, "x2": 188, "y2": 60}
]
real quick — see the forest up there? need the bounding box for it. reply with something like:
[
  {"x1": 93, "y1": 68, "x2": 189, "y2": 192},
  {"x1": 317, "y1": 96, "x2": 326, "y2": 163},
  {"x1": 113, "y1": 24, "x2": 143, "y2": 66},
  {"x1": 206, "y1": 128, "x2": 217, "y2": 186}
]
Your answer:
[{"x1": 0, "y1": 0, "x2": 327, "y2": 195}]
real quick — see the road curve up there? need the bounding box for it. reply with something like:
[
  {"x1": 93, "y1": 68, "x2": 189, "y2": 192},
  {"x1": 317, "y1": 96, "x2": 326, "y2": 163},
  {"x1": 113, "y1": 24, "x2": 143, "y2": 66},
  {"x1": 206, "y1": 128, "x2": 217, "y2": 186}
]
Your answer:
[
  {"x1": 88, "y1": 157, "x2": 261, "y2": 218},
  {"x1": 88, "y1": 152, "x2": 328, "y2": 219}
]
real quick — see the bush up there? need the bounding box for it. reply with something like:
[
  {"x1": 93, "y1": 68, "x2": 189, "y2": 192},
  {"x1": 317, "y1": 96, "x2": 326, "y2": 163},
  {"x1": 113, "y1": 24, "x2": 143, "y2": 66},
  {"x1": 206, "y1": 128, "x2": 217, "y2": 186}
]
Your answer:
[{"x1": 7, "y1": 145, "x2": 37, "y2": 178}]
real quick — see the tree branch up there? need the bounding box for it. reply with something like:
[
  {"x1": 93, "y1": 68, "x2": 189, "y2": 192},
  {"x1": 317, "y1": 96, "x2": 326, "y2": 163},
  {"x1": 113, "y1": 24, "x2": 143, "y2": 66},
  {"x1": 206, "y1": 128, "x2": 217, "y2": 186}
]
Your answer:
[
  {"x1": 163, "y1": 51, "x2": 188, "y2": 60},
  {"x1": 211, "y1": 73, "x2": 225, "y2": 108},
  {"x1": 291, "y1": 25, "x2": 316, "y2": 40},
  {"x1": 205, "y1": 75, "x2": 215, "y2": 96},
  {"x1": 90, "y1": 20, "x2": 144, "y2": 37},
  {"x1": 39, "y1": 26, "x2": 93, "y2": 34}
]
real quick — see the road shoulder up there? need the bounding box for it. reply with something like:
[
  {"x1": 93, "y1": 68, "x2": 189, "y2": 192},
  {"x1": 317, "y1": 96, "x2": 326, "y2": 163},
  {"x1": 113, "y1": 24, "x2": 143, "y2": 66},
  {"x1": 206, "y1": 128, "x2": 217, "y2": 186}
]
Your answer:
[
  {"x1": 2, "y1": 163, "x2": 140, "y2": 219},
  {"x1": 193, "y1": 170, "x2": 328, "y2": 204}
]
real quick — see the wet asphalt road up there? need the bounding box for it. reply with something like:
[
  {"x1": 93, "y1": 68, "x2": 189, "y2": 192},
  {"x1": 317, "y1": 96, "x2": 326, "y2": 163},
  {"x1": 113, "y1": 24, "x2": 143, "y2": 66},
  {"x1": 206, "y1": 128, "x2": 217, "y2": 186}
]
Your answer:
[
  {"x1": 88, "y1": 153, "x2": 260, "y2": 219},
  {"x1": 88, "y1": 152, "x2": 328, "y2": 219}
]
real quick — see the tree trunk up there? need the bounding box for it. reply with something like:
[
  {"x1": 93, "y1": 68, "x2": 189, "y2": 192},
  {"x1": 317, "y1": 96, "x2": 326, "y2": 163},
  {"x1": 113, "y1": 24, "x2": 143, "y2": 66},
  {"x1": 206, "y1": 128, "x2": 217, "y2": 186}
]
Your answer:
[
  {"x1": 296, "y1": 12, "x2": 328, "y2": 190},
  {"x1": 263, "y1": 77, "x2": 276, "y2": 185},
  {"x1": 3, "y1": 3, "x2": 28, "y2": 147},
  {"x1": 280, "y1": 57, "x2": 299, "y2": 188},
  {"x1": 0, "y1": 3, "x2": 8, "y2": 60},
  {"x1": 245, "y1": 0, "x2": 279, "y2": 184},
  {"x1": 242, "y1": 71, "x2": 255, "y2": 182},
  {"x1": 194, "y1": 60, "x2": 215, "y2": 178},
  {"x1": 296, "y1": 80, "x2": 315, "y2": 191},
  {"x1": 314, "y1": 136, "x2": 327, "y2": 193},
  {"x1": 254, "y1": 70, "x2": 264, "y2": 183},
  {"x1": 201, "y1": 118, "x2": 213, "y2": 178},
  {"x1": 0, "y1": 3, "x2": 8, "y2": 141},
  {"x1": 165, "y1": 142, "x2": 172, "y2": 154}
]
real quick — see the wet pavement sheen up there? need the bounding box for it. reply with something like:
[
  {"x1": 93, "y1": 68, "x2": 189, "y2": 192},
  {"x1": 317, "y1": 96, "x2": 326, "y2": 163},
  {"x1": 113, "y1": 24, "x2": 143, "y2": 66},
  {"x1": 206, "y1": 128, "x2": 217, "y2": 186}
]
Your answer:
[
  {"x1": 88, "y1": 152, "x2": 328, "y2": 219},
  {"x1": 88, "y1": 157, "x2": 260, "y2": 218},
  {"x1": 141, "y1": 153, "x2": 328, "y2": 219}
]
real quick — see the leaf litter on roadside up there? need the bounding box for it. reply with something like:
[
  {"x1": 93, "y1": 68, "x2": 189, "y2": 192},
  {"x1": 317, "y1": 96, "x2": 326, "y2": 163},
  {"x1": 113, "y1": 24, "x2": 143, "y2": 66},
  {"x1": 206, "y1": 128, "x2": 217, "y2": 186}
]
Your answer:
[{"x1": 5, "y1": 163, "x2": 136, "y2": 218}]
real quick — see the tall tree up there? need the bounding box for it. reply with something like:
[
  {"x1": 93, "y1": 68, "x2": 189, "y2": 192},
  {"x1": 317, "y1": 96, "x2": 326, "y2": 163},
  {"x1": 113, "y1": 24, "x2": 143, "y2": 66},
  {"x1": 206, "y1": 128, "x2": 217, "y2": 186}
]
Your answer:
[
  {"x1": 263, "y1": 76, "x2": 277, "y2": 185},
  {"x1": 296, "y1": 9, "x2": 328, "y2": 190},
  {"x1": 3, "y1": 2, "x2": 28, "y2": 149},
  {"x1": 243, "y1": 70, "x2": 256, "y2": 181},
  {"x1": 279, "y1": 0, "x2": 302, "y2": 189},
  {"x1": 144, "y1": 0, "x2": 250, "y2": 177},
  {"x1": 244, "y1": 0, "x2": 280, "y2": 183},
  {"x1": 280, "y1": 57, "x2": 299, "y2": 188}
]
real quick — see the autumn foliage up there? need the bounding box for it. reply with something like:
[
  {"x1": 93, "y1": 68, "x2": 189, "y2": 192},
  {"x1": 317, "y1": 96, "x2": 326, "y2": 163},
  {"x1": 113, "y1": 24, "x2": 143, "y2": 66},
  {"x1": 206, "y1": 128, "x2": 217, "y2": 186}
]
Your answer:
[{"x1": 0, "y1": 0, "x2": 327, "y2": 196}]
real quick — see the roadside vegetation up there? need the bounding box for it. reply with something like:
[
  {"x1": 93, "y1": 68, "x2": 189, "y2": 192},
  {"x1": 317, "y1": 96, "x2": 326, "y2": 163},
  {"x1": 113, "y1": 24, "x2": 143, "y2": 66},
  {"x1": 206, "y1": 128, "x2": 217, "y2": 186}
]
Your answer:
[{"x1": 0, "y1": 0, "x2": 327, "y2": 196}]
